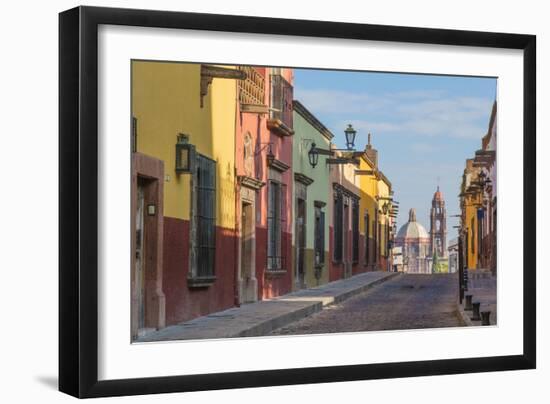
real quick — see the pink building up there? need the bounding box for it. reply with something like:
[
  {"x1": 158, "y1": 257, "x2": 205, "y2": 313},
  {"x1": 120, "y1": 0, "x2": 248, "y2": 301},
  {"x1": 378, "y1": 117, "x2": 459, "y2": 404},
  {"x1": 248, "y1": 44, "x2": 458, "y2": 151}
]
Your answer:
[{"x1": 235, "y1": 66, "x2": 294, "y2": 303}]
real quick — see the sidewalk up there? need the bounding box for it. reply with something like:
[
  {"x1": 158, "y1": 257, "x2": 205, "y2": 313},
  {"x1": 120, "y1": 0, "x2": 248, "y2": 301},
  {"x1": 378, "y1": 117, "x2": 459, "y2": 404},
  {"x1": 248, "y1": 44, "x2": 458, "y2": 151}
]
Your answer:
[
  {"x1": 457, "y1": 271, "x2": 497, "y2": 326},
  {"x1": 137, "y1": 271, "x2": 400, "y2": 342}
]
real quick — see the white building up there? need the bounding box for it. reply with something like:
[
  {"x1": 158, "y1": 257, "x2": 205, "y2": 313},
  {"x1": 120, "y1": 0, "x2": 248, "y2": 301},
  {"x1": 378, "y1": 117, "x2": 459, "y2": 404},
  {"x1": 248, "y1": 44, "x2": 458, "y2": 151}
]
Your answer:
[
  {"x1": 448, "y1": 237, "x2": 459, "y2": 273},
  {"x1": 395, "y1": 208, "x2": 431, "y2": 274}
]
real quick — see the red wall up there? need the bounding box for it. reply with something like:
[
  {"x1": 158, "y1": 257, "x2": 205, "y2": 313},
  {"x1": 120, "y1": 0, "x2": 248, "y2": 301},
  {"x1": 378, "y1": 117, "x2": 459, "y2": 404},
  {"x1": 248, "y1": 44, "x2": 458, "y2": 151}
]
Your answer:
[
  {"x1": 328, "y1": 227, "x2": 341, "y2": 281},
  {"x1": 162, "y1": 217, "x2": 237, "y2": 325},
  {"x1": 255, "y1": 226, "x2": 292, "y2": 299},
  {"x1": 329, "y1": 226, "x2": 365, "y2": 281}
]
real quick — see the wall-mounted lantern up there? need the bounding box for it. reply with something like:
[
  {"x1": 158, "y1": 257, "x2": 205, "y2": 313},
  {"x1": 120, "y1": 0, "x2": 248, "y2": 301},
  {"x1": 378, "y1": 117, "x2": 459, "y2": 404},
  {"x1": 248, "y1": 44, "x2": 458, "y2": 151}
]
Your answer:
[
  {"x1": 175, "y1": 133, "x2": 196, "y2": 174},
  {"x1": 308, "y1": 142, "x2": 319, "y2": 168},
  {"x1": 344, "y1": 124, "x2": 357, "y2": 150}
]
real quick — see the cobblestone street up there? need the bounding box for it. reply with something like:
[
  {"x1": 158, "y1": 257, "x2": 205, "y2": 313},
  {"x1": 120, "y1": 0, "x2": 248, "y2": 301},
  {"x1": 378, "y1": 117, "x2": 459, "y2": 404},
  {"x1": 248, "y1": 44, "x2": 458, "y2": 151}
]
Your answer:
[{"x1": 270, "y1": 273, "x2": 463, "y2": 335}]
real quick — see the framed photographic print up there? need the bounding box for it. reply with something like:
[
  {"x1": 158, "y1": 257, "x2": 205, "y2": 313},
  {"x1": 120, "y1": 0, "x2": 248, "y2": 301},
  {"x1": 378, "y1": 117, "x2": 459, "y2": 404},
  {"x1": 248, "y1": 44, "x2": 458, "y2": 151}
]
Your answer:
[{"x1": 59, "y1": 6, "x2": 536, "y2": 398}]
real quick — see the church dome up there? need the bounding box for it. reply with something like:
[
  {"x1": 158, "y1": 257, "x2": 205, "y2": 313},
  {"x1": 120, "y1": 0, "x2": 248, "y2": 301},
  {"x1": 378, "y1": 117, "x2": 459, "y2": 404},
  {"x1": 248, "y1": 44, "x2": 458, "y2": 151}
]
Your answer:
[{"x1": 396, "y1": 208, "x2": 429, "y2": 239}]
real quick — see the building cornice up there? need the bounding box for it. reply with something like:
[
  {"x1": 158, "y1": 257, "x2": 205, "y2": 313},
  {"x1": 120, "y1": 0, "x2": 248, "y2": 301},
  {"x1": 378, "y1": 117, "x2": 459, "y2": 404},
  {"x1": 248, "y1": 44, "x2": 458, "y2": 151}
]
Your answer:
[
  {"x1": 238, "y1": 175, "x2": 265, "y2": 190},
  {"x1": 268, "y1": 157, "x2": 290, "y2": 173},
  {"x1": 200, "y1": 64, "x2": 246, "y2": 107},
  {"x1": 333, "y1": 182, "x2": 360, "y2": 200},
  {"x1": 377, "y1": 170, "x2": 392, "y2": 189},
  {"x1": 294, "y1": 172, "x2": 314, "y2": 186},
  {"x1": 293, "y1": 100, "x2": 334, "y2": 141}
]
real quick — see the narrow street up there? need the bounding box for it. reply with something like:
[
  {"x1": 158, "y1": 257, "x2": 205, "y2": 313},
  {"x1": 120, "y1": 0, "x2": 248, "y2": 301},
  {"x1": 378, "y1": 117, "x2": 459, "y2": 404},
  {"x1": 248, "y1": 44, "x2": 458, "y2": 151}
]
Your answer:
[{"x1": 270, "y1": 273, "x2": 463, "y2": 335}]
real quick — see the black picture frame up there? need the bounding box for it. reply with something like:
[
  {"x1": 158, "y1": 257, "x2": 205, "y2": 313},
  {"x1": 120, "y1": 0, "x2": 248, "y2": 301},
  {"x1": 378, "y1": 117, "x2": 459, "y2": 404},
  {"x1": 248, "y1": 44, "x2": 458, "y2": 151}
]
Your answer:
[{"x1": 59, "y1": 5, "x2": 536, "y2": 398}]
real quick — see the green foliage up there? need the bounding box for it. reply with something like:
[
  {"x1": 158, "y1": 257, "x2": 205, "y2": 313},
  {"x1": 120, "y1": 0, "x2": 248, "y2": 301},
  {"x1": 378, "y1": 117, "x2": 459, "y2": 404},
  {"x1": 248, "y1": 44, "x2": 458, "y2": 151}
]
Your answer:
[{"x1": 431, "y1": 251, "x2": 449, "y2": 273}]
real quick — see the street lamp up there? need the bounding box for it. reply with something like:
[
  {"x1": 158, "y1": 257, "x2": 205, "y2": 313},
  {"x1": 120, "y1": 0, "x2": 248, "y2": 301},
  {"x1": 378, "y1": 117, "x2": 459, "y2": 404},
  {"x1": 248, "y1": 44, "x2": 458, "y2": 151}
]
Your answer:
[
  {"x1": 344, "y1": 124, "x2": 357, "y2": 150},
  {"x1": 308, "y1": 142, "x2": 319, "y2": 168},
  {"x1": 304, "y1": 125, "x2": 360, "y2": 168}
]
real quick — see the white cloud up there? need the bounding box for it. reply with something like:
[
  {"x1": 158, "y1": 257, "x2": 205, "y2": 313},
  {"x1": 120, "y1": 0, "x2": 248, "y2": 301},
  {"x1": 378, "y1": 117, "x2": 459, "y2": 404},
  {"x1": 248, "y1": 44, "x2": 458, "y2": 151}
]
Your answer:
[
  {"x1": 294, "y1": 87, "x2": 494, "y2": 139},
  {"x1": 294, "y1": 89, "x2": 391, "y2": 115}
]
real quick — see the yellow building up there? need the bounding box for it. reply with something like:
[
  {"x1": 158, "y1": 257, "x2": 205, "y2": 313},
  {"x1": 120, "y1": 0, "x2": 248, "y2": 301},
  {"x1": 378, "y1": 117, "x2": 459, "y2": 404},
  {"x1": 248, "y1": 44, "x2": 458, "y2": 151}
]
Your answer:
[
  {"x1": 131, "y1": 61, "x2": 244, "y2": 338},
  {"x1": 356, "y1": 134, "x2": 394, "y2": 272},
  {"x1": 460, "y1": 159, "x2": 483, "y2": 270},
  {"x1": 357, "y1": 151, "x2": 379, "y2": 270},
  {"x1": 376, "y1": 172, "x2": 393, "y2": 271}
]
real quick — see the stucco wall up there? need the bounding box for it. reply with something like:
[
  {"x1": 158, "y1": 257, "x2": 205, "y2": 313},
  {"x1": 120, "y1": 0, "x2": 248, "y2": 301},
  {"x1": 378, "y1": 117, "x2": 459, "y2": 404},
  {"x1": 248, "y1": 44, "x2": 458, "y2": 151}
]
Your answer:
[{"x1": 291, "y1": 108, "x2": 332, "y2": 287}]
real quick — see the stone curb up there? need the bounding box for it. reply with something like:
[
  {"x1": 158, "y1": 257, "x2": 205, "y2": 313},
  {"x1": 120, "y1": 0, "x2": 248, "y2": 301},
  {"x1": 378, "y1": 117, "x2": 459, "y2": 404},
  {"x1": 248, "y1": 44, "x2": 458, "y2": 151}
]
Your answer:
[
  {"x1": 331, "y1": 272, "x2": 401, "y2": 306},
  {"x1": 137, "y1": 271, "x2": 400, "y2": 342},
  {"x1": 456, "y1": 303, "x2": 474, "y2": 327},
  {"x1": 238, "y1": 302, "x2": 323, "y2": 337},
  {"x1": 240, "y1": 272, "x2": 402, "y2": 337}
]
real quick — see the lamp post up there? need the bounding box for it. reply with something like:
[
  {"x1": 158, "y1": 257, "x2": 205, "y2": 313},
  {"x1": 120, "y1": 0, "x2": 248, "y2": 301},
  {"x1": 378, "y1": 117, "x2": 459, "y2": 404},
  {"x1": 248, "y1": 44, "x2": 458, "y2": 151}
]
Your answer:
[
  {"x1": 344, "y1": 124, "x2": 357, "y2": 150},
  {"x1": 306, "y1": 124, "x2": 359, "y2": 168}
]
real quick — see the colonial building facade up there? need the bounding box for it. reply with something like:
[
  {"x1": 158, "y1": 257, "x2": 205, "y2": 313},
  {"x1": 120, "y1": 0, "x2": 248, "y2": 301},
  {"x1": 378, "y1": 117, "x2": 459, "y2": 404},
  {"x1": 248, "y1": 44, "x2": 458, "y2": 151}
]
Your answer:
[
  {"x1": 130, "y1": 61, "x2": 397, "y2": 339},
  {"x1": 292, "y1": 100, "x2": 332, "y2": 289},
  {"x1": 357, "y1": 135, "x2": 395, "y2": 273},
  {"x1": 234, "y1": 66, "x2": 295, "y2": 303},
  {"x1": 131, "y1": 61, "x2": 243, "y2": 338},
  {"x1": 458, "y1": 101, "x2": 497, "y2": 275},
  {"x1": 329, "y1": 152, "x2": 362, "y2": 281}
]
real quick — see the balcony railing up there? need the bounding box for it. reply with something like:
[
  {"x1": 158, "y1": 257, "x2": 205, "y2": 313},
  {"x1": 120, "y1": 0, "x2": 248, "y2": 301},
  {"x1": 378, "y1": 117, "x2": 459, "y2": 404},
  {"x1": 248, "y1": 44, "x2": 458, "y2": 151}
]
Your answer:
[
  {"x1": 268, "y1": 74, "x2": 294, "y2": 136},
  {"x1": 238, "y1": 66, "x2": 266, "y2": 107}
]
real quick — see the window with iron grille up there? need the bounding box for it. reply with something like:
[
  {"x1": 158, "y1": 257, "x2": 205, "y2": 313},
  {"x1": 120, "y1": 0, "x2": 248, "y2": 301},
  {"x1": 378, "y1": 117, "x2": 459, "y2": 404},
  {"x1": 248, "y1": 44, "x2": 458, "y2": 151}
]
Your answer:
[
  {"x1": 364, "y1": 212, "x2": 370, "y2": 265},
  {"x1": 196, "y1": 155, "x2": 216, "y2": 277},
  {"x1": 270, "y1": 73, "x2": 293, "y2": 128},
  {"x1": 267, "y1": 180, "x2": 285, "y2": 270},
  {"x1": 333, "y1": 191, "x2": 343, "y2": 262},
  {"x1": 314, "y1": 208, "x2": 325, "y2": 267},
  {"x1": 352, "y1": 199, "x2": 359, "y2": 263}
]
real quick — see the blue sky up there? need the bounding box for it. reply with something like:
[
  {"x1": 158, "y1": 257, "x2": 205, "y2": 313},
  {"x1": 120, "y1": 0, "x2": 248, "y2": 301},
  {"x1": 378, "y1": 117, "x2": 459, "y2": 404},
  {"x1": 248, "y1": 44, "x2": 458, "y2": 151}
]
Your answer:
[{"x1": 293, "y1": 68, "x2": 497, "y2": 241}]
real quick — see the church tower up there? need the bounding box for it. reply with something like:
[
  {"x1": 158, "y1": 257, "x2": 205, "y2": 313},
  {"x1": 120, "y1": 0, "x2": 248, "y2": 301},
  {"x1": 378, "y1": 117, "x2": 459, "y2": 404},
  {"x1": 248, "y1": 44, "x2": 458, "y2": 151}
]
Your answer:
[{"x1": 429, "y1": 186, "x2": 447, "y2": 258}]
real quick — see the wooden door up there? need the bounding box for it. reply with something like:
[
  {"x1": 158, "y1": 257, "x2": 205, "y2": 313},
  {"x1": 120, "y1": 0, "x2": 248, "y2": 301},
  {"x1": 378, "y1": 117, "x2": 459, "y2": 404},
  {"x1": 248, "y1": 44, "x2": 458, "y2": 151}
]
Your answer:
[{"x1": 241, "y1": 202, "x2": 255, "y2": 302}]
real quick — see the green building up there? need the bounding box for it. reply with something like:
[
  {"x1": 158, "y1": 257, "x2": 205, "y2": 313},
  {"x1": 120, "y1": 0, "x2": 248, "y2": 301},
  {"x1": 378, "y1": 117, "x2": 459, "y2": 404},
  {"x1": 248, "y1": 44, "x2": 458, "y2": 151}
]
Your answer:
[{"x1": 291, "y1": 100, "x2": 333, "y2": 289}]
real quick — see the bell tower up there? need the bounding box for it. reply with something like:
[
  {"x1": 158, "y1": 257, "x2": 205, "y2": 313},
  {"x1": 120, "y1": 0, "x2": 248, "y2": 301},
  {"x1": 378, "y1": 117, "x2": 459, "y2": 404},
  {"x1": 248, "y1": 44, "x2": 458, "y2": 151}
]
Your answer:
[{"x1": 429, "y1": 186, "x2": 447, "y2": 258}]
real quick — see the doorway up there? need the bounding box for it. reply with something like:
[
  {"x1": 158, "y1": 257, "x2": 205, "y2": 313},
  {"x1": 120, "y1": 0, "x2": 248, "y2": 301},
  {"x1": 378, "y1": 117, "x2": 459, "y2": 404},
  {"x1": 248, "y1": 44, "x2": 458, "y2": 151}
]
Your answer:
[
  {"x1": 343, "y1": 201, "x2": 351, "y2": 278},
  {"x1": 295, "y1": 198, "x2": 306, "y2": 288},
  {"x1": 135, "y1": 180, "x2": 146, "y2": 334},
  {"x1": 240, "y1": 201, "x2": 257, "y2": 303},
  {"x1": 131, "y1": 153, "x2": 165, "y2": 341}
]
